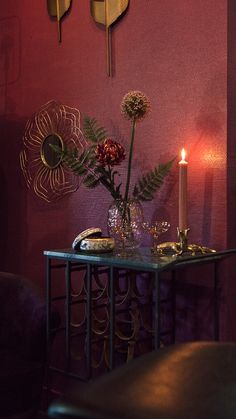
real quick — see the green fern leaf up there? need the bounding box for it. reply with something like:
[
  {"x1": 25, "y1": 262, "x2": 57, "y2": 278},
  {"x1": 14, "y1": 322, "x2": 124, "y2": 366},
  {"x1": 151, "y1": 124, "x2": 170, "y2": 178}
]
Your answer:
[
  {"x1": 94, "y1": 165, "x2": 105, "y2": 174},
  {"x1": 83, "y1": 116, "x2": 107, "y2": 144},
  {"x1": 71, "y1": 163, "x2": 88, "y2": 176},
  {"x1": 83, "y1": 174, "x2": 100, "y2": 188},
  {"x1": 133, "y1": 158, "x2": 175, "y2": 202},
  {"x1": 87, "y1": 156, "x2": 97, "y2": 168}
]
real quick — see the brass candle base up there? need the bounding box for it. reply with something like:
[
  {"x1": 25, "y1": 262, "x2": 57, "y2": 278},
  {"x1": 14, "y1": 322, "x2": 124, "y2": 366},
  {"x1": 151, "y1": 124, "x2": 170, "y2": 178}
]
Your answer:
[
  {"x1": 177, "y1": 227, "x2": 190, "y2": 254},
  {"x1": 156, "y1": 227, "x2": 216, "y2": 256}
]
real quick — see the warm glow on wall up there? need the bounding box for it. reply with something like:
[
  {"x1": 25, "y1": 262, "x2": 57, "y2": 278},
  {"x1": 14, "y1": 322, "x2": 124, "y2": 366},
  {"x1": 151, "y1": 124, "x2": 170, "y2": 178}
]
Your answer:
[{"x1": 202, "y1": 149, "x2": 225, "y2": 169}]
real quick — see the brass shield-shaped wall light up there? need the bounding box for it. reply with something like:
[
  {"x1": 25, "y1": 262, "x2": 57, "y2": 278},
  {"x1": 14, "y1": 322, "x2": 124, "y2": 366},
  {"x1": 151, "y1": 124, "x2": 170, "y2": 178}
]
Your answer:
[
  {"x1": 47, "y1": 0, "x2": 72, "y2": 42},
  {"x1": 91, "y1": 0, "x2": 129, "y2": 76}
]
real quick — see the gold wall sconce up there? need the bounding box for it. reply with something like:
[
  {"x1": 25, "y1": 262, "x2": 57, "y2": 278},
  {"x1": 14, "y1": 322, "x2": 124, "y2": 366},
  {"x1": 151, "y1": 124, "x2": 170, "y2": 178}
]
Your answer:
[
  {"x1": 91, "y1": 0, "x2": 129, "y2": 76},
  {"x1": 47, "y1": 0, "x2": 72, "y2": 42},
  {"x1": 47, "y1": 1, "x2": 129, "y2": 76},
  {"x1": 20, "y1": 100, "x2": 87, "y2": 203}
]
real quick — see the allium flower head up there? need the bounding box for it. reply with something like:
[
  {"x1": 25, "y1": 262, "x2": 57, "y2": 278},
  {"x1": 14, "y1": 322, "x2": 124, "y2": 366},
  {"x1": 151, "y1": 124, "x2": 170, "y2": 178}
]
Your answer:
[
  {"x1": 121, "y1": 91, "x2": 151, "y2": 121},
  {"x1": 96, "y1": 138, "x2": 125, "y2": 167}
]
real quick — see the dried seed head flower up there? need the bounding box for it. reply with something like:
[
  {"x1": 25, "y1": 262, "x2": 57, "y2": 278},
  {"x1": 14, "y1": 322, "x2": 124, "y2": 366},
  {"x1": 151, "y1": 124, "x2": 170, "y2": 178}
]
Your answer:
[
  {"x1": 96, "y1": 138, "x2": 125, "y2": 167},
  {"x1": 121, "y1": 91, "x2": 151, "y2": 121}
]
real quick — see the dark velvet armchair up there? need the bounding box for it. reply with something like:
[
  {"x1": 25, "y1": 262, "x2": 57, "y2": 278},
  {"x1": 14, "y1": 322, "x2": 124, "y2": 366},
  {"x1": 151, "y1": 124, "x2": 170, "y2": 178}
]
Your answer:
[
  {"x1": 48, "y1": 341, "x2": 236, "y2": 419},
  {"x1": 0, "y1": 271, "x2": 48, "y2": 418}
]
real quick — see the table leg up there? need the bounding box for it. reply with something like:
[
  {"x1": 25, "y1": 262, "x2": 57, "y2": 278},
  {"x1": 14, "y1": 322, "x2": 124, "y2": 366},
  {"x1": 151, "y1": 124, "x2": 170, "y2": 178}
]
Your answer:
[
  {"x1": 45, "y1": 257, "x2": 52, "y2": 404},
  {"x1": 154, "y1": 271, "x2": 160, "y2": 350},
  {"x1": 214, "y1": 261, "x2": 220, "y2": 341},
  {"x1": 171, "y1": 270, "x2": 176, "y2": 344},
  {"x1": 46, "y1": 257, "x2": 52, "y2": 355},
  {"x1": 86, "y1": 263, "x2": 92, "y2": 379},
  {"x1": 109, "y1": 266, "x2": 115, "y2": 370},
  {"x1": 65, "y1": 261, "x2": 71, "y2": 371}
]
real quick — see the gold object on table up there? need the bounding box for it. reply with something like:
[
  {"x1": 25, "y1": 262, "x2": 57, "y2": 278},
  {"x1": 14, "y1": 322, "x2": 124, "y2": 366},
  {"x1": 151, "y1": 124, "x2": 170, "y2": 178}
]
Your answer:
[
  {"x1": 156, "y1": 227, "x2": 216, "y2": 256},
  {"x1": 47, "y1": 0, "x2": 72, "y2": 42},
  {"x1": 72, "y1": 228, "x2": 102, "y2": 250},
  {"x1": 90, "y1": 0, "x2": 129, "y2": 76},
  {"x1": 80, "y1": 237, "x2": 115, "y2": 253},
  {"x1": 142, "y1": 221, "x2": 170, "y2": 255},
  {"x1": 20, "y1": 100, "x2": 87, "y2": 203},
  {"x1": 177, "y1": 227, "x2": 190, "y2": 254}
]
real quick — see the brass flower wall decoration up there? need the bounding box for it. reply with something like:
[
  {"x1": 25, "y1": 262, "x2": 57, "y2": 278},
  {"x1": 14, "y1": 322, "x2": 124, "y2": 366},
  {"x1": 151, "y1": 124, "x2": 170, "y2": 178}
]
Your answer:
[{"x1": 20, "y1": 100, "x2": 87, "y2": 202}]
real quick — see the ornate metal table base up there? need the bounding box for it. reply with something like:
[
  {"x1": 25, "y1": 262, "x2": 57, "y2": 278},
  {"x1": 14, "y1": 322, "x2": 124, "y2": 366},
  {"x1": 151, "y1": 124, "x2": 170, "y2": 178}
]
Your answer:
[{"x1": 44, "y1": 247, "x2": 236, "y2": 391}]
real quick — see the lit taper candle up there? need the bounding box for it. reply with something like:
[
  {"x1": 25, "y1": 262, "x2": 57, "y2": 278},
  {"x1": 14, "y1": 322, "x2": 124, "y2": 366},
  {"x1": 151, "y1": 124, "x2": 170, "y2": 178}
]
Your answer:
[{"x1": 179, "y1": 148, "x2": 188, "y2": 230}]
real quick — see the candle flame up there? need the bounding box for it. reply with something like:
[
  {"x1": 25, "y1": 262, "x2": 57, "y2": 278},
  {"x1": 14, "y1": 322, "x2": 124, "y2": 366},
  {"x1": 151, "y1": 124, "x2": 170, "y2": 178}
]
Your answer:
[{"x1": 181, "y1": 148, "x2": 186, "y2": 161}]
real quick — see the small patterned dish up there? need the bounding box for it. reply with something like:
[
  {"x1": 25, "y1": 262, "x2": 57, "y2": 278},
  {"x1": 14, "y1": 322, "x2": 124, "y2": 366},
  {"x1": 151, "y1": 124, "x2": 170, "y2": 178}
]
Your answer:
[
  {"x1": 80, "y1": 237, "x2": 115, "y2": 253},
  {"x1": 72, "y1": 228, "x2": 102, "y2": 250}
]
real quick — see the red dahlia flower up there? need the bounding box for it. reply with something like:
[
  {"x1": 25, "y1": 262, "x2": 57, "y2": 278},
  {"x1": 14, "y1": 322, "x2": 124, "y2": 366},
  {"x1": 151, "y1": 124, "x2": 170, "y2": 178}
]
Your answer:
[{"x1": 96, "y1": 139, "x2": 125, "y2": 167}]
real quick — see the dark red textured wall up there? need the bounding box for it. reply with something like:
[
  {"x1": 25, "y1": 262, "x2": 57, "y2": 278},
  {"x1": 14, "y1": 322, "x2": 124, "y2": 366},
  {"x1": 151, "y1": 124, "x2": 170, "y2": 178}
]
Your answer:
[{"x1": 0, "y1": 1, "x2": 232, "y2": 335}]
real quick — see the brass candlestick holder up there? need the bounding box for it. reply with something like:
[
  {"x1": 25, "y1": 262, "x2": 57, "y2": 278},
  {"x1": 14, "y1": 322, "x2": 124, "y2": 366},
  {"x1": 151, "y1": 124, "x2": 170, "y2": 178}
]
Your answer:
[
  {"x1": 156, "y1": 227, "x2": 216, "y2": 256},
  {"x1": 177, "y1": 228, "x2": 190, "y2": 254}
]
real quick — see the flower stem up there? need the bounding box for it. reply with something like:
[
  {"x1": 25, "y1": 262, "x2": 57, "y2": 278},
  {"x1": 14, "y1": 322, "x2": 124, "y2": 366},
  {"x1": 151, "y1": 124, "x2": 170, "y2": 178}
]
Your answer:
[{"x1": 124, "y1": 118, "x2": 136, "y2": 203}]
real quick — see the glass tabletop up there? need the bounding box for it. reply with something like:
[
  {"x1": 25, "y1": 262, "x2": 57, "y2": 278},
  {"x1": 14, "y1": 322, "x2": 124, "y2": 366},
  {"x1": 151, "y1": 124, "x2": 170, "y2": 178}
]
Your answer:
[{"x1": 43, "y1": 247, "x2": 236, "y2": 273}]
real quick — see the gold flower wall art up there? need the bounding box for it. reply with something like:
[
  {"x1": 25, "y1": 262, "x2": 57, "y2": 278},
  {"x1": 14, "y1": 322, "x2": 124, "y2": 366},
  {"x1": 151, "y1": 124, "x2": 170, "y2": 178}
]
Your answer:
[{"x1": 19, "y1": 100, "x2": 87, "y2": 203}]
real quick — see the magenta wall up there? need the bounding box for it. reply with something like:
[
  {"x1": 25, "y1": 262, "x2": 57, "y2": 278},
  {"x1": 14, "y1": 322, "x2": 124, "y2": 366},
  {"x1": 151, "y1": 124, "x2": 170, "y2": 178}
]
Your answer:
[{"x1": 0, "y1": 1, "x2": 232, "y2": 335}]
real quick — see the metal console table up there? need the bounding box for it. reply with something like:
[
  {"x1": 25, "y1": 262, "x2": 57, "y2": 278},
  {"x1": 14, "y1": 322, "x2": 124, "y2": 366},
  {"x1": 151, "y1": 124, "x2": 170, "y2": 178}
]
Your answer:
[{"x1": 44, "y1": 247, "x2": 236, "y2": 383}]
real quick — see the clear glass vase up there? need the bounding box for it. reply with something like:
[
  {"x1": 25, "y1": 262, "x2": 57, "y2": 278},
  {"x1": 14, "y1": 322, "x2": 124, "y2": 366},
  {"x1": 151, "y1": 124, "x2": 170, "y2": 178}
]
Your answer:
[{"x1": 107, "y1": 199, "x2": 144, "y2": 250}]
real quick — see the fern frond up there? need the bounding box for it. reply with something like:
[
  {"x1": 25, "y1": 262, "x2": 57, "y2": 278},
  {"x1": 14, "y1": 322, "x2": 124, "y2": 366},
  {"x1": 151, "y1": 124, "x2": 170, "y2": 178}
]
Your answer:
[
  {"x1": 50, "y1": 143, "x2": 96, "y2": 178},
  {"x1": 133, "y1": 158, "x2": 175, "y2": 202},
  {"x1": 83, "y1": 174, "x2": 100, "y2": 188},
  {"x1": 83, "y1": 116, "x2": 107, "y2": 143}
]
